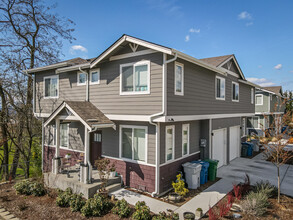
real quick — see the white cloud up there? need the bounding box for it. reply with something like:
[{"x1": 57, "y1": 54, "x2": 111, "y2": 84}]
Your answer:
[
  {"x1": 185, "y1": 35, "x2": 190, "y2": 42},
  {"x1": 189, "y1": 28, "x2": 200, "y2": 33},
  {"x1": 247, "y1": 77, "x2": 275, "y2": 87},
  {"x1": 238, "y1": 11, "x2": 252, "y2": 20},
  {"x1": 274, "y1": 64, "x2": 282, "y2": 70},
  {"x1": 70, "y1": 45, "x2": 88, "y2": 54}
]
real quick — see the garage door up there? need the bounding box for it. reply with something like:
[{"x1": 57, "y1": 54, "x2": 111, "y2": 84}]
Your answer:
[
  {"x1": 229, "y1": 126, "x2": 240, "y2": 162},
  {"x1": 212, "y1": 128, "x2": 227, "y2": 167}
]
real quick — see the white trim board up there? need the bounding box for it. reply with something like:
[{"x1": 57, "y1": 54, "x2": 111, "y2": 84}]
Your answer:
[
  {"x1": 101, "y1": 155, "x2": 156, "y2": 167},
  {"x1": 159, "y1": 151, "x2": 200, "y2": 167},
  {"x1": 46, "y1": 145, "x2": 84, "y2": 153},
  {"x1": 109, "y1": 49, "x2": 157, "y2": 61}
]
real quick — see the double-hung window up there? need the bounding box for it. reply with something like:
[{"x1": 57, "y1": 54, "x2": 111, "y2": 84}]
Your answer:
[
  {"x1": 232, "y1": 82, "x2": 239, "y2": 101},
  {"x1": 182, "y1": 124, "x2": 189, "y2": 156},
  {"x1": 255, "y1": 94, "x2": 263, "y2": 105},
  {"x1": 174, "y1": 62, "x2": 184, "y2": 95},
  {"x1": 120, "y1": 125, "x2": 147, "y2": 162},
  {"x1": 90, "y1": 69, "x2": 100, "y2": 85},
  {"x1": 120, "y1": 61, "x2": 150, "y2": 95},
  {"x1": 216, "y1": 76, "x2": 225, "y2": 100},
  {"x1": 77, "y1": 72, "x2": 87, "y2": 86},
  {"x1": 251, "y1": 88, "x2": 254, "y2": 104},
  {"x1": 166, "y1": 125, "x2": 175, "y2": 162},
  {"x1": 44, "y1": 76, "x2": 58, "y2": 98},
  {"x1": 60, "y1": 124, "x2": 69, "y2": 148}
]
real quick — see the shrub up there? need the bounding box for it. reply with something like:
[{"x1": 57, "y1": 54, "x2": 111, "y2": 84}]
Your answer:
[
  {"x1": 153, "y1": 210, "x2": 179, "y2": 220},
  {"x1": 242, "y1": 191, "x2": 269, "y2": 216},
  {"x1": 254, "y1": 180, "x2": 277, "y2": 198},
  {"x1": 14, "y1": 180, "x2": 31, "y2": 195},
  {"x1": 81, "y1": 193, "x2": 111, "y2": 217},
  {"x1": 69, "y1": 193, "x2": 85, "y2": 212},
  {"x1": 30, "y1": 182, "x2": 46, "y2": 196},
  {"x1": 208, "y1": 206, "x2": 219, "y2": 220},
  {"x1": 112, "y1": 199, "x2": 131, "y2": 218},
  {"x1": 233, "y1": 184, "x2": 242, "y2": 200},
  {"x1": 56, "y1": 188, "x2": 73, "y2": 207},
  {"x1": 132, "y1": 201, "x2": 152, "y2": 220},
  {"x1": 218, "y1": 200, "x2": 231, "y2": 217},
  {"x1": 172, "y1": 174, "x2": 189, "y2": 197}
]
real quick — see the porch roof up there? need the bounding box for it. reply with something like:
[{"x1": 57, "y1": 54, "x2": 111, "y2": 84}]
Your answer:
[{"x1": 44, "y1": 101, "x2": 114, "y2": 130}]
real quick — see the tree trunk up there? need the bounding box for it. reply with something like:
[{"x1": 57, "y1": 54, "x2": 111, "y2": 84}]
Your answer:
[
  {"x1": 9, "y1": 148, "x2": 20, "y2": 179},
  {"x1": 0, "y1": 81, "x2": 9, "y2": 180},
  {"x1": 277, "y1": 165, "x2": 280, "y2": 203}
]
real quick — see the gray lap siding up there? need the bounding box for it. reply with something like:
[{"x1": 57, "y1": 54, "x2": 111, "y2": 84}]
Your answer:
[
  {"x1": 35, "y1": 52, "x2": 163, "y2": 116},
  {"x1": 167, "y1": 57, "x2": 254, "y2": 116}
]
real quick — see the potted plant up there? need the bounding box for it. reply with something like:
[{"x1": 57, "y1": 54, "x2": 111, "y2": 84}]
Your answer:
[
  {"x1": 65, "y1": 153, "x2": 71, "y2": 159},
  {"x1": 109, "y1": 163, "x2": 116, "y2": 178},
  {"x1": 183, "y1": 212, "x2": 195, "y2": 220},
  {"x1": 195, "y1": 208, "x2": 203, "y2": 218}
]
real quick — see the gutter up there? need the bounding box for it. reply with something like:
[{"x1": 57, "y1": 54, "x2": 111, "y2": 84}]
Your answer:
[
  {"x1": 150, "y1": 53, "x2": 177, "y2": 197},
  {"x1": 56, "y1": 63, "x2": 90, "y2": 74},
  {"x1": 79, "y1": 67, "x2": 89, "y2": 102},
  {"x1": 25, "y1": 62, "x2": 68, "y2": 74}
]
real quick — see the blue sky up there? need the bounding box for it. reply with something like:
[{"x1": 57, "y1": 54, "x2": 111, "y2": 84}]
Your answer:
[{"x1": 52, "y1": 0, "x2": 293, "y2": 91}]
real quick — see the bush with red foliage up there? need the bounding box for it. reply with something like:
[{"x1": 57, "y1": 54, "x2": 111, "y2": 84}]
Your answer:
[
  {"x1": 233, "y1": 184, "x2": 242, "y2": 200},
  {"x1": 208, "y1": 206, "x2": 219, "y2": 220}
]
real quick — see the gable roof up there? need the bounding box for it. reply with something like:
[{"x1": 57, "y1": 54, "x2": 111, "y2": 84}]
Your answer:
[
  {"x1": 44, "y1": 101, "x2": 114, "y2": 130},
  {"x1": 262, "y1": 86, "x2": 283, "y2": 95},
  {"x1": 200, "y1": 55, "x2": 234, "y2": 67}
]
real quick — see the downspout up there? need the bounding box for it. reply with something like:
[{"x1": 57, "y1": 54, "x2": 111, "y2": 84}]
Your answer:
[
  {"x1": 41, "y1": 118, "x2": 44, "y2": 172},
  {"x1": 150, "y1": 53, "x2": 177, "y2": 197},
  {"x1": 79, "y1": 67, "x2": 89, "y2": 102}
]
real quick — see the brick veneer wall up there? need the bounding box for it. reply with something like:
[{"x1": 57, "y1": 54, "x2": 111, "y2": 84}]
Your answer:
[
  {"x1": 107, "y1": 158, "x2": 156, "y2": 193},
  {"x1": 43, "y1": 146, "x2": 82, "y2": 172},
  {"x1": 159, "y1": 153, "x2": 200, "y2": 193}
]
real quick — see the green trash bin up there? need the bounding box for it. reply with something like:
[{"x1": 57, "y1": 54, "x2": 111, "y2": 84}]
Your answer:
[{"x1": 204, "y1": 159, "x2": 219, "y2": 181}]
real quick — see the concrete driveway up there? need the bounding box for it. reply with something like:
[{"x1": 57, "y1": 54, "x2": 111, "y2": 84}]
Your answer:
[{"x1": 217, "y1": 153, "x2": 293, "y2": 197}]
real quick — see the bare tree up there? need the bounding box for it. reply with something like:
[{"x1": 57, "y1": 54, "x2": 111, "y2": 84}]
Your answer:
[{"x1": 0, "y1": 0, "x2": 75, "y2": 179}]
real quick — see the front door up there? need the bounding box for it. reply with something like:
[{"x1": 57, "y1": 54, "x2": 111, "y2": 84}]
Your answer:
[
  {"x1": 90, "y1": 130, "x2": 102, "y2": 166},
  {"x1": 212, "y1": 128, "x2": 227, "y2": 167}
]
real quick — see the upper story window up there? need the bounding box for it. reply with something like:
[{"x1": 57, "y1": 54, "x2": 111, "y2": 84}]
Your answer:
[
  {"x1": 120, "y1": 61, "x2": 150, "y2": 95},
  {"x1": 44, "y1": 75, "x2": 58, "y2": 98},
  {"x1": 216, "y1": 76, "x2": 225, "y2": 100},
  {"x1": 166, "y1": 125, "x2": 175, "y2": 162},
  {"x1": 255, "y1": 94, "x2": 263, "y2": 105},
  {"x1": 175, "y1": 62, "x2": 184, "y2": 96},
  {"x1": 251, "y1": 88, "x2": 254, "y2": 104},
  {"x1": 60, "y1": 123, "x2": 69, "y2": 148},
  {"x1": 120, "y1": 125, "x2": 147, "y2": 162},
  {"x1": 232, "y1": 82, "x2": 239, "y2": 102},
  {"x1": 90, "y1": 69, "x2": 100, "y2": 85},
  {"x1": 182, "y1": 124, "x2": 189, "y2": 156},
  {"x1": 77, "y1": 72, "x2": 87, "y2": 86}
]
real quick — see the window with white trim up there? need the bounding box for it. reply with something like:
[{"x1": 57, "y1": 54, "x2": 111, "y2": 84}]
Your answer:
[
  {"x1": 216, "y1": 76, "x2": 225, "y2": 100},
  {"x1": 182, "y1": 124, "x2": 189, "y2": 156},
  {"x1": 175, "y1": 62, "x2": 184, "y2": 95},
  {"x1": 90, "y1": 69, "x2": 100, "y2": 85},
  {"x1": 251, "y1": 88, "x2": 254, "y2": 104},
  {"x1": 60, "y1": 124, "x2": 69, "y2": 148},
  {"x1": 232, "y1": 82, "x2": 239, "y2": 101},
  {"x1": 255, "y1": 94, "x2": 263, "y2": 105},
  {"x1": 120, "y1": 126, "x2": 147, "y2": 162},
  {"x1": 77, "y1": 72, "x2": 87, "y2": 86},
  {"x1": 120, "y1": 61, "x2": 150, "y2": 94},
  {"x1": 44, "y1": 76, "x2": 58, "y2": 98},
  {"x1": 166, "y1": 125, "x2": 175, "y2": 161}
]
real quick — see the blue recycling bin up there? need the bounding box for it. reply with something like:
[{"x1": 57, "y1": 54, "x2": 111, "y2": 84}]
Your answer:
[
  {"x1": 191, "y1": 161, "x2": 209, "y2": 184},
  {"x1": 242, "y1": 142, "x2": 253, "y2": 157}
]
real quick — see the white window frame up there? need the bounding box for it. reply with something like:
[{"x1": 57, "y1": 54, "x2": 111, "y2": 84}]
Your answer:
[
  {"x1": 119, "y1": 60, "x2": 151, "y2": 95},
  {"x1": 43, "y1": 75, "x2": 59, "y2": 99},
  {"x1": 215, "y1": 76, "x2": 225, "y2": 100},
  {"x1": 90, "y1": 68, "x2": 100, "y2": 85},
  {"x1": 251, "y1": 88, "x2": 254, "y2": 104},
  {"x1": 77, "y1": 71, "x2": 87, "y2": 86},
  {"x1": 119, "y1": 125, "x2": 148, "y2": 163},
  {"x1": 232, "y1": 82, "x2": 239, "y2": 102},
  {"x1": 60, "y1": 123, "x2": 69, "y2": 149},
  {"x1": 182, "y1": 124, "x2": 190, "y2": 156},
  {"x1": 47, "y1": 124, "x2": 56, "y2": 147},
  {"x1": 255, "y1": 94, "x2": 263, "y2": 105},
  {"x1": 165, "y1": 125, "x2": 175, "y2": 162},
  {"x1": 174, "y1": 62, "x2": 184, "y2": 96}
]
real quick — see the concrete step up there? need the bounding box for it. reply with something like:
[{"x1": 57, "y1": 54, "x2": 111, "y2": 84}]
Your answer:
[{"x1": 106, "y1": 183, "x2": 121, "y2": 194}]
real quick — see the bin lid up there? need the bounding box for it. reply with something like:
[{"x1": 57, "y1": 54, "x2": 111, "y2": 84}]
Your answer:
[{"x1": 182, "y1": 162, "x2": 202, "y2": 169}]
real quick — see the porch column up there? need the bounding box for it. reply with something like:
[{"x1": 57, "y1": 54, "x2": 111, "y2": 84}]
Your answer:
[
  {"x1": 53, "y1": 118, "x2": 60, "y2": 174},
  {"x1": 82, "y1": 126, "x2": 91, "y2": 183}
]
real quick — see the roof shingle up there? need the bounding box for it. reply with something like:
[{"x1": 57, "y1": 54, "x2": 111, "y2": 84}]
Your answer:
[{"x1": 199, "y1": 55, "x2": 234, "y2": 67}]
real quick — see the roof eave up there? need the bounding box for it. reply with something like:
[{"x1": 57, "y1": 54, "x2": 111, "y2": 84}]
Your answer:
[{"x1": 24, "y1": 62, "x2": 69, "y2": 74}]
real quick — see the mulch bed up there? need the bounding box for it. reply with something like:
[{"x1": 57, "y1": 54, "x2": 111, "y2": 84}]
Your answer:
[
  {"x1": 128, "y1": 177, "x2": 221, "y2": 207},
  {"x1": 0, "y1": 182, "x2": 132, "y2": 220}
]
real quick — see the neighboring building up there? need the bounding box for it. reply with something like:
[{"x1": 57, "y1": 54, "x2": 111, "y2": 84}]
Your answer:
[
  {"x1": 26, "y1": 35, "x2": 255, "y2": 195},
  {"x1": 247, "y1": 86, "x2": 285, "y2": 135}
]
